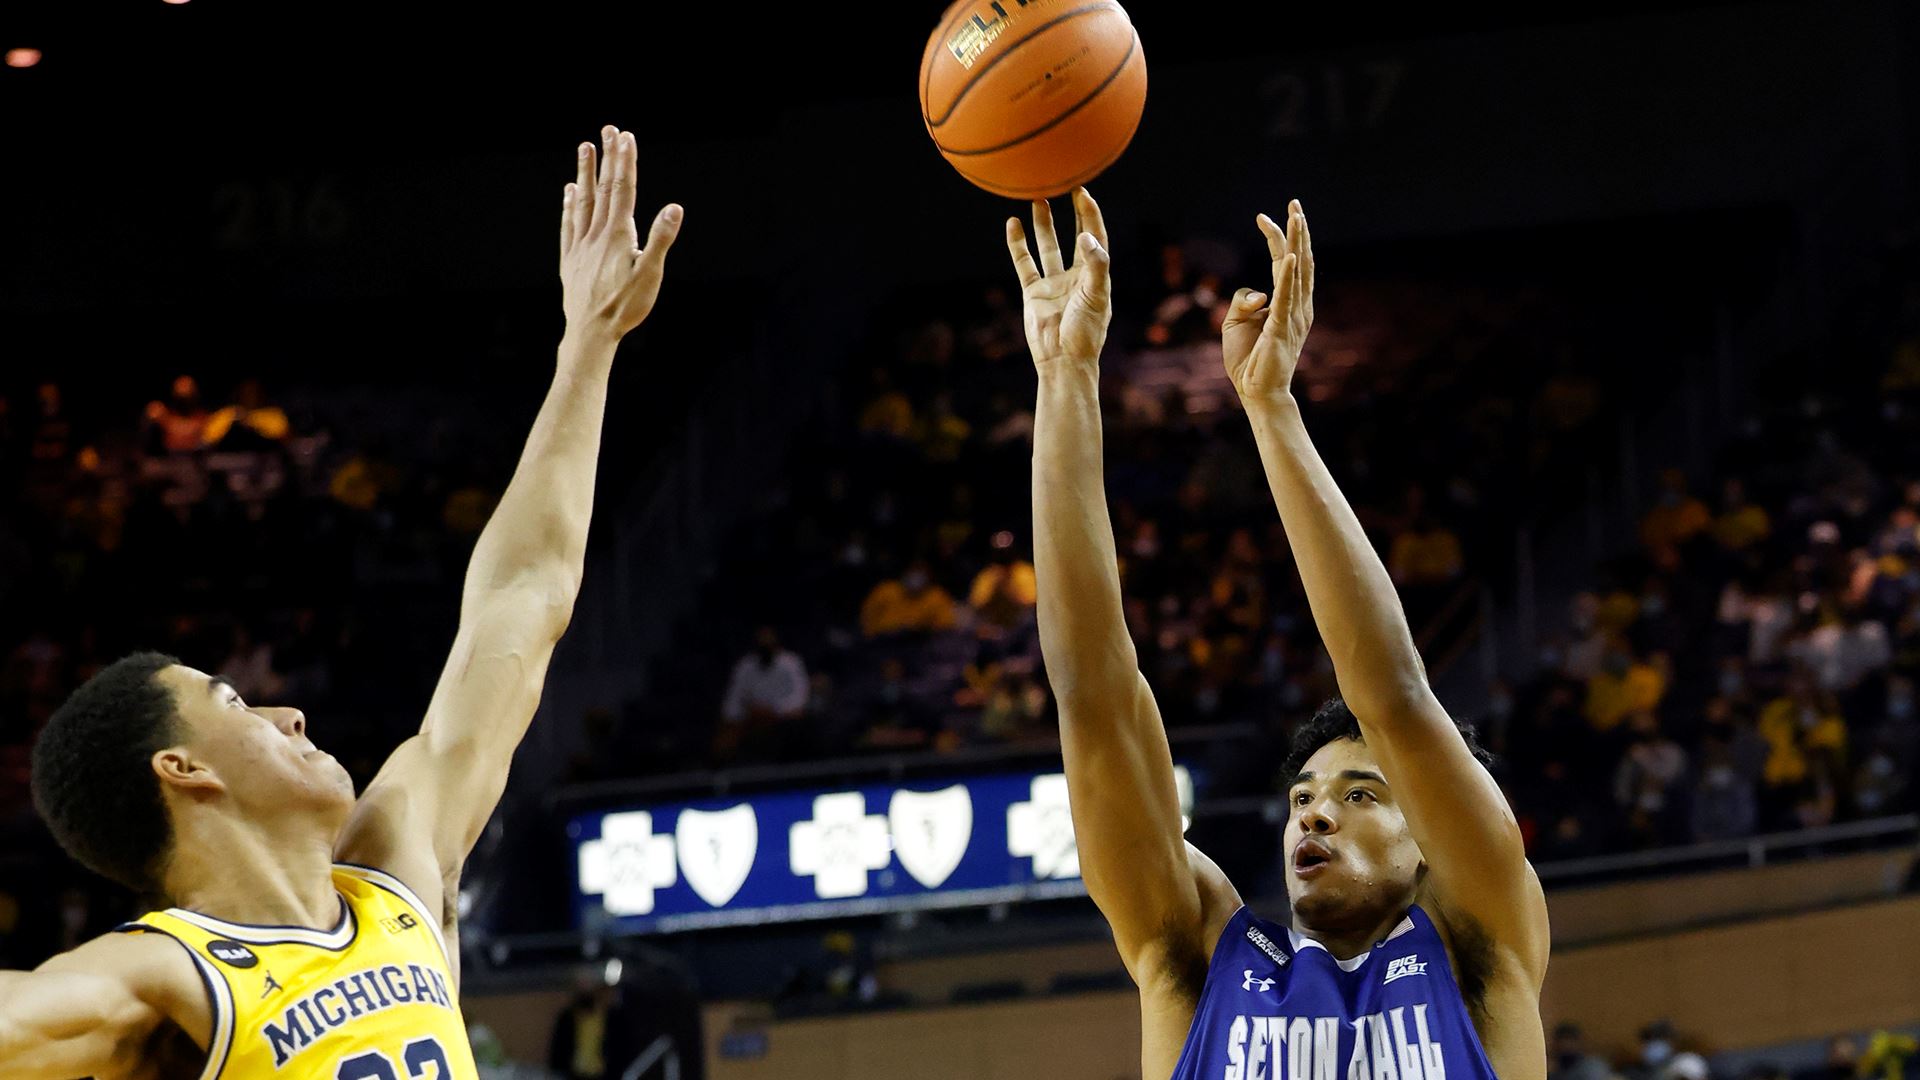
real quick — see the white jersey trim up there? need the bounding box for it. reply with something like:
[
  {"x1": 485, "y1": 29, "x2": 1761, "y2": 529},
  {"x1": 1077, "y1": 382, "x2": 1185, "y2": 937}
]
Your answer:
[
  {"x1": 1287, "y1": 915, "x2": 1416, "y2": 973},
  {"x1": 165, "y1": 894, "x2": 357, "y2": 951},
  {"x1": 118, "y1": 923, "x2": 237, "y2": 1080}
]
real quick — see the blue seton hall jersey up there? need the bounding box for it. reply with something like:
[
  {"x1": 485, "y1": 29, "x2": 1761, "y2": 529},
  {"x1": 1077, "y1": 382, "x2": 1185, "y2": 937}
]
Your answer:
[{"x1": 1168, "y1": 904, "x2": 1499, "y2": 1080}]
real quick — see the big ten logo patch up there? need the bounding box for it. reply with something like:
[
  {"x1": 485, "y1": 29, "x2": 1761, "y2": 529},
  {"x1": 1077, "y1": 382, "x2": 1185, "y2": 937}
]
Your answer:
[{"x1": 379, "y1": 912, "x2": 420, "y2": 935}]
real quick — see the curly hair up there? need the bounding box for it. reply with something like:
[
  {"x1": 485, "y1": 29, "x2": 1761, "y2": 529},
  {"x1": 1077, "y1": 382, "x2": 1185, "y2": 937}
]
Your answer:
[
  {"x1": 32, "y1": 651, "x2": 184, "y2": 893},
  {"x1": 1281, "y1": 696, "x2": 1495, "y2": 782}
]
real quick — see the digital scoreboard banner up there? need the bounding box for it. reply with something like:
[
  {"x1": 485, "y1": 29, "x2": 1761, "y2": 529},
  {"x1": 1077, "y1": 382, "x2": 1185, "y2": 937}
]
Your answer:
[{"x1": 568, "y1": 766, "x2": 1194, "y2": 933}]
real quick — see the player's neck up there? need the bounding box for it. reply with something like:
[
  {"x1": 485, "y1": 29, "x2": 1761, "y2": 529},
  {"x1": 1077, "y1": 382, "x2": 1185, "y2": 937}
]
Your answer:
[
  {"x1": 1293, "y1": 905, "x2": 1410, "y2": 962},
  {"x1": 162, "y1": 805, "x2": 341, "y2": 929}
]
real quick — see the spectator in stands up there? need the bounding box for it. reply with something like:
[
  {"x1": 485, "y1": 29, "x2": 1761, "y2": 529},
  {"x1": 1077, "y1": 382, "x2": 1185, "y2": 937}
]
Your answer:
[
  {"x1": 1550, "y1": 1022, "x2": 1619, "y2": 1080},
  {"x1": 144, "y1": 374, "x2": 210, "y2": 455},
  {"x1": 1787, "y1": 605, "x2": 1891, "y2": 694},
  {"x1": 1794, "y1": 1036, "x2": 1861, "y2": 1080},
  {"x1": 1586, "y1": 647, "x2": 1668, "y2": 733},
  {"x1": 1852, "y1": 737, "x2": 1908, "y2": 816},
  {"x1": 860, "y1": 560, "x2": 957, "y2": 638},
  {"x1": 1640, "y1": 468, "x2": 1711, "y2": 560},
  {"x1": 913, "y1": 390, "x2": 972, "y2": 465},
  {"x1": 1861, "y1": 1031, "x2": 1918, "y2": 1080},
  {"x1": 1563, "y1": 592, "x2": 1611, "y2": 681},
  {"x1": 1631, "y1": 1020, "x2": 1709, "y2": 1080},
  {"x1": 202, "y1": 378, "x2": 291, "y2": 449},
  {"x1": 1689, "y1": 728, "x2": 1759, "y2": 842},
  {"x1": 721, "y1": 627, "x2": 809, "y2": 726},
  {"x1": 970, "y1": 531, "x2": 1037, "y2": 635},
  {"x1": 979, "y1": 673, "x2": 1049, "y2": 743},
  {"x1": 329, "y1": 440, "x2": 404, "y2": 514},
  {"x1": 856, "y1": 367, "x2": 913, "y2": 441},
  {"x1": 1710, "y1": 477, "x2": 1771, "y2": 555},
  {"x1": 1758, "y1": 671, "x2": 1849, "y2": 794},
  {"x1": 1614, "y1": 711, "x2": 1689, "y2": 846},
  {"x1": 548, "y1": 977, "x2": 614, "y2": 1080}
]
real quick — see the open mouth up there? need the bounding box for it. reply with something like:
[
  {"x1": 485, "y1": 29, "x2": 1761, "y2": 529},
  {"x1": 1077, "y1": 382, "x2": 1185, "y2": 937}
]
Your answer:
[{"x1": 1292, "y1": 837, "x2": 1333, "y2": 877}]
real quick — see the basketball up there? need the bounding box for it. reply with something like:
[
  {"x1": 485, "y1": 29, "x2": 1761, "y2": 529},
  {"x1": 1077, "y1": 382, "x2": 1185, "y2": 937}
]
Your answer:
[{"x1": 919, "y1": 0, "x2": 1148, "y2": 199}]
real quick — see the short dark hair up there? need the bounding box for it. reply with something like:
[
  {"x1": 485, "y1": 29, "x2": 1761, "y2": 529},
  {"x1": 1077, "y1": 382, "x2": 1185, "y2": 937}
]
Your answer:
[
  {"x1": 1281, "y1": 697, "x2": 1495, "y2": 782},
  {"x1": 32, "y1": 651, "x2": 183, "y2": 893}
]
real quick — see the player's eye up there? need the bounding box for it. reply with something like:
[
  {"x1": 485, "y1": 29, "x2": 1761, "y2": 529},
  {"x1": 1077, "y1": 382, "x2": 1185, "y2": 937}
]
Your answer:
[
  {"x1": 1292, "y1": 791, "x2": 1311, "y2": 806},
  {"x1": 1346, "y1": 789, "x2": 1373, "y2": 803}
]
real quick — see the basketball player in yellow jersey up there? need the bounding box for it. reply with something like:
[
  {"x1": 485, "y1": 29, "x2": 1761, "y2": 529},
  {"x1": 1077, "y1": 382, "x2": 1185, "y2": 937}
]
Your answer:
[{"x1": 0, "y1": 125, "x2": 682, "y2": 1080}]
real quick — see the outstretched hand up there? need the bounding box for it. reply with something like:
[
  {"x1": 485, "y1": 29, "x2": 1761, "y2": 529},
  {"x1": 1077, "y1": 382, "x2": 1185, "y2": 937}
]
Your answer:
[
  {"x1": 560, "y1": 124, "x2": 683, "y2": 338},
  {"x1": 1222, "y1": 199, "x2": 1314, "y2": 406},
  {"x1": 1005, "y1": 187, "x2": 1113, "y2": 372}
]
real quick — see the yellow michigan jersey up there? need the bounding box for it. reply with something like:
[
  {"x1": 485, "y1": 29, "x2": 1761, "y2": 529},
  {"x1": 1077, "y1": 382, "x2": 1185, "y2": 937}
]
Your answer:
[{"x1": 118, "y1": 863, "x2": 479, "y2": 1080}]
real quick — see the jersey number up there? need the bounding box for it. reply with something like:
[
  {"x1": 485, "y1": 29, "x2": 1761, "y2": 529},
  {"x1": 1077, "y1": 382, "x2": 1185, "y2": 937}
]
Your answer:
[{"x1": 336, "y1": 1037, "x2": 451, "y2": 1080}]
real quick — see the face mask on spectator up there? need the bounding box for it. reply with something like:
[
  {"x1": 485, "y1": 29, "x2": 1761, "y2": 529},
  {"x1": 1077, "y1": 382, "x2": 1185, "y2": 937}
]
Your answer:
[
  {"x1": 903, "y1": 570, "x2": 929, "y2": 591},
  {"x1": 1643, "y1": 1040, "x2": 1674, "y2": 1066},
  {"x1": 1891, "y1": 690, "x2": 1914, "y2": 719},
  {"x1": 1641, "y1": 593, "x2": 1666, "y2": 616},
  {"x1": 1705, "y1": 764, "x2": 1735, "y2": 787},
  {"x1": 1719, "y1": 668, "x2": 1745, "y2": 696}
]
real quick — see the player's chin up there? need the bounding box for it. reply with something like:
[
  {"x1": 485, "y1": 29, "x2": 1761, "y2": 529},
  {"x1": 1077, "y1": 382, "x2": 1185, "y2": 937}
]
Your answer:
[{"x1": 1289, "y1": 879, "x2": 1352, "y2": 924}]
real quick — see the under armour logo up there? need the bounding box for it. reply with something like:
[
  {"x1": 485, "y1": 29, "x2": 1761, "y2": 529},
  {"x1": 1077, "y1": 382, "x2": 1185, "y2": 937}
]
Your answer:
[
  {"x1": 261, "y1": 971, "x2": 283, "y2": 999},
  {"x1": 1243, "y1": 969, "x2": 1275, "y2": 992}
]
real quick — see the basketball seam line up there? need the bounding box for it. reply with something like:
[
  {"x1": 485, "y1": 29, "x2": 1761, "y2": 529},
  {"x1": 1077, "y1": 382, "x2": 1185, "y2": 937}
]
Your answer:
[
  {"x1": 950, "y1": 94, "x2": 1137, "y2": 197},
  {"x1": 936, "y1": 26, "x2": 1139, "y2": 157},
  {"x1": 924, "y1": 1, "x2": 1121, "y2": 130}
]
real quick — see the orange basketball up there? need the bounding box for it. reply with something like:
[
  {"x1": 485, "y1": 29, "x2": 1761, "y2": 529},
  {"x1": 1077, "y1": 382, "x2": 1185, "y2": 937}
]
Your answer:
[{"x1": 919, "y1": 0, "x2": 1148, "y2": 200}]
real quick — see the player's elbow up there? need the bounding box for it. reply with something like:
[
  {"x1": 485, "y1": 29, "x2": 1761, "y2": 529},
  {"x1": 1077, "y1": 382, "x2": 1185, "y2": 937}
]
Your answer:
[
  {"x1": 1340, "y1": 674, "x2": 1439, "y2": 731},
  {"x1": 466, "y1": 573, "x2": 579, "y2": 641}
]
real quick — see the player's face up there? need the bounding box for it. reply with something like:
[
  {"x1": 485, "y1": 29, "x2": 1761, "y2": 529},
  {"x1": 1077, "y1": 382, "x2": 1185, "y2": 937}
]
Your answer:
[
  {"x1": 1284, "y1": 737, "x2": 1423, "y2": 932},
  {"x1": 155, "y1": 664, "x2": 355, "y2": 818}
]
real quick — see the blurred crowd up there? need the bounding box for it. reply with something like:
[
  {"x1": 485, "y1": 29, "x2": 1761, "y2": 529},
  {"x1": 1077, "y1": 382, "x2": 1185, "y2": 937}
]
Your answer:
[
  {"x1": 571, "y1": 239, "x2": 1626, "y2": 791},
  {"x1": 1548, "y1": 1021, "x2": 1918, "y2": 1080},
  {"x1": 1503, "y1": 329, "x2": 1920, "y2": 858},
  {"x1": 0, "y1": 371, "x2": 508, "y2": 966}
]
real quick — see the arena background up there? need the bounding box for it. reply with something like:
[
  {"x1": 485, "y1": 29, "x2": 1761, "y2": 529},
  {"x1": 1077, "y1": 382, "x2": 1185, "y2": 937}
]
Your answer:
[{"x1": 3, "y1": 2, "x2": 1919, "y2": 1077}]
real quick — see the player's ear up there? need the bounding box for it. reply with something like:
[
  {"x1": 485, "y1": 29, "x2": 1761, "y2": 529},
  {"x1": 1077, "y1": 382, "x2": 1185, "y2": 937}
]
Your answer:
[{"x1": 153, "y1": 746, "x2": 225, "y2": 795}]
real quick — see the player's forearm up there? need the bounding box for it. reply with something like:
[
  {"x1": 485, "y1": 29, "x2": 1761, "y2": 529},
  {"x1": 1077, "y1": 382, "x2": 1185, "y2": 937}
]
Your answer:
[
  {"x1": 1033, "y1": 364, "x2": 1138, "y2": 704},
  {"x1": 1244, "y1": 392, "x2": 1431, "y2": 714},
  {"x1": 461, "y1": 325, "x2": 620, "y2": 620}
]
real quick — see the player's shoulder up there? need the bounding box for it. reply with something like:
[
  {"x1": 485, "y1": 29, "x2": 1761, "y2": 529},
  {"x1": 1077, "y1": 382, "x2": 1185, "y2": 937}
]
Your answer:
[
  {"x1": 42, "y1": 924, "x2": 199, "y2": 981},
  {"x1": 39, "y1": 926, "x2": 213, "y2": 1035},
  {"x1": 1140, "y1": 843, "x2": 1246, "y2": 1004}
]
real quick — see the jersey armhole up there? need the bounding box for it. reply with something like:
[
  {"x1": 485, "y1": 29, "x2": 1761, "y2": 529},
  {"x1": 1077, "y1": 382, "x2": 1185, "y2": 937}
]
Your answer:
[
  {"x1": 114, "y1": 922, "x2": 237, "y2": 1080},
  {"x1": 333, "y1": 862, "x2": 455, "y2": 971}
]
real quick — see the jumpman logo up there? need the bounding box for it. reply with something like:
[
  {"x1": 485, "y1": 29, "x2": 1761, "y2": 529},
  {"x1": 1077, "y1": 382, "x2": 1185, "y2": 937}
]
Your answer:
[{"x1": 261, "y1": 971, "x2": 283, "y2": 999}]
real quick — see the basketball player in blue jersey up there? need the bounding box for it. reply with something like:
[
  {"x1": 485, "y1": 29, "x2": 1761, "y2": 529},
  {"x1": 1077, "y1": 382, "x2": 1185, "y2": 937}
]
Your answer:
[
  {"x1": 0, "y1": 126, "x2": 681, "y2": 1080},
  {"x1": 1005, "y1": 189, "x2": 1549, "y2": 1080}
]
